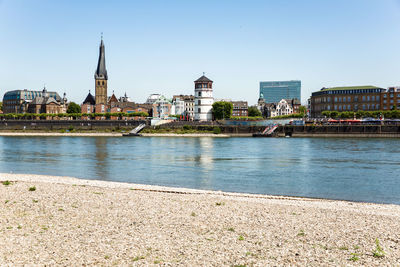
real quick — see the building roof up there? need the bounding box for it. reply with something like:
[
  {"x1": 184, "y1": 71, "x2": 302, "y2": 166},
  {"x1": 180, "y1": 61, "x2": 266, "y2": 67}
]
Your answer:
[
  {"x1": 108, "y1": 93, "x2": 119, "y2": 104},
  {"x1": 195, "y1": 75, "x2": 213, "y2": 83},
  {"x1": 83, "y1": 92, "x2": 96, "y2": 105},
  {"x1": 3, "y1": 89, "x2": 61, "y2": 101},
  {"x1": 30, "y1": 96, "x2": 59, "y2": 105},
  {"x1": 94, "y1": 39, "x2": 108, "y2": 80},
  {"x1": 320, "y1": 85, "x2": 381, "y2": 91}
]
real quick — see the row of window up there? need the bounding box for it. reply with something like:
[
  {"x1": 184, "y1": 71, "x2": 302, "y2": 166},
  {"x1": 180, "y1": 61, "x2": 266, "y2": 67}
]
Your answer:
[
  {"x1": 314, "y1": 89, "x2": 383, "y2": 96},
  {"x1": 195, "y1": 84, "x2": 211, "y2": 89},
  {"x1": 325, "y1": 104, "x2": 381, "y2": 111},
  {"x1": 383, "y1": 93, "x2": 400, "y2": 98}
]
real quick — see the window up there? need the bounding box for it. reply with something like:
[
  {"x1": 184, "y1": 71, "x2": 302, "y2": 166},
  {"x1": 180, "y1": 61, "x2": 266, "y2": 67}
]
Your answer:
[
  {"x1": 97, "y1": 81, "x2": 100, "y2": 85},
  {"x1": 354, "y1": 96, "x2": 358, "y2": 101},
  {"x1": 390, "y1": 99, "x2": 394, "y2": 104},
  {"x1": 102, "y1": 81, "x2": 105, "y2": 86},
  {"x1": 362, "y1": 104, "x2": 366, "y2": 110},
  {"x1": 384, "y1": 100, "x2": 387, "y2": 104},
  {"x1": 367, "y1": 96, "x2": 370, "y2": 101},
  {"x1": 339, "y1": 105, "x2": 342, "y2": 110},
  {"x1": 348, "y1": 96, "x2": 351, "y2": 102},
  {"x1": 348, "y1": 105, "x2": 351, "y2": 110},
  {"x1": 198, "y1": 100, "x2": 201, "y2": 105},
  {"x1": 376, "y1": 104, "x2": 379, "y2": 110},
  {"x1": 376, "y1": 95, "x2": 380, "y2": 101},
  {"x1": 334, "y1": 97, "x2": 338, "y2": 102},
  {"x1": 372, "y1": 95, "x2": 375, "y2": 101},
  {"x1": 390, "y1": 94, "x2": 394, "y2": 98},
  {"x1": 334, "y1": 105, "x2": 337, "y2": 110},
  {"x1": 372, "y1": 104, "x2": 375, "y2": 110},
  {"x1": 384, "y1": 94, "x2": 387, "y2": 98},
  {"x1": 362, "y1": 96, "x2": 366, "y2": 101},
  {"x1": 343, "y1": 97, "x2": 346, "y2": 102},
  {"x1": 198, "y1": 91, "x2": 202, "y2": 97}
]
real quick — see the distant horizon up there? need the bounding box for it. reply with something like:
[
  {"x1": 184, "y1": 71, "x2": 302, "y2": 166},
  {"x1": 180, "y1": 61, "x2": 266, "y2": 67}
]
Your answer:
[{"x1": 1, "y1": 0, "x2": 400, "y2": 105}]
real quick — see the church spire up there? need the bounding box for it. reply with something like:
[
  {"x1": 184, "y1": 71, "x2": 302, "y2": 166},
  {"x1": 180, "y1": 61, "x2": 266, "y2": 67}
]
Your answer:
[{"x1": 95, "y1": 37, "x2": 108, "y2": 80}]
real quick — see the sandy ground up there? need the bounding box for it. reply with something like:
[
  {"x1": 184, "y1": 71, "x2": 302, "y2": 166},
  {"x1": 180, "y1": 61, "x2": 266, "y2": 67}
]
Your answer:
[{"x1": 0, "y1": 173, "x2": 399, "y2": 266}]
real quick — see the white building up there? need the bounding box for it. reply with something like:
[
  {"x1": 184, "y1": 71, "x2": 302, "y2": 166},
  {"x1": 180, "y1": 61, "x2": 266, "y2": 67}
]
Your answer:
[
  {"x1": 171, "y1": 97, "x2": 185, "y2": 115},
  {"x1": 267, "y1": 99, "x2": 294, "y2": 117},
  {"x1": 194, "y1": 74, "x2": 214, "y2": 121}
]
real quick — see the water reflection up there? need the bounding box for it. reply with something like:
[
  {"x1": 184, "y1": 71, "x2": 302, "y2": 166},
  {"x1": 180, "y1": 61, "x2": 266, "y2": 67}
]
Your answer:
[{"x1": 1, "y1": 136, "x2": 400, "y2": 204}]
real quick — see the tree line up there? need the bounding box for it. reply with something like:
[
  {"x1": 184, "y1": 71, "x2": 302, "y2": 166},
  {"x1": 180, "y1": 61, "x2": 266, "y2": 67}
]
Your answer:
[
  {"x1": 0, "y1": 112, "x2": 149, "y2": 120},
  {"x1": 321, "y1": 110, "x2": 400, "y2": 119}
]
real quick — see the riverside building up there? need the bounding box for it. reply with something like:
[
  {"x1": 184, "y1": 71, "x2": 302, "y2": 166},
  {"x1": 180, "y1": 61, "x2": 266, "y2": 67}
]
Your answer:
[
  {"x1": 310, "y1": 85, "x2": 386, "y2": 118},
  {"x1": 2, "y1": 88, "x2": 66, "y2": 114},
  {"x1": 259, "y1": 80, "x2": 301, "y2": 103},
  {"x1": 194, "y1": 74, "x2": 213, "y2": 121}
]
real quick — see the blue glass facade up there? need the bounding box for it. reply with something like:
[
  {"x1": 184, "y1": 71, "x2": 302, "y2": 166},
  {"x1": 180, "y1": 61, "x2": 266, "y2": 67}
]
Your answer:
[{"x1": 259, "y1": 80, "x2": 301, "y2": 103}]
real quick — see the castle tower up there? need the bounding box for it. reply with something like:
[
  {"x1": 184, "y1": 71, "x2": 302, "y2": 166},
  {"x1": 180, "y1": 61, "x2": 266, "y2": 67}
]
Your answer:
[
  {"x1": 94, "y1": 37, "x2": 108, "y2": 106},
  {"x1": 194, "y1": 74, "x2": 213, "y2": 121}
]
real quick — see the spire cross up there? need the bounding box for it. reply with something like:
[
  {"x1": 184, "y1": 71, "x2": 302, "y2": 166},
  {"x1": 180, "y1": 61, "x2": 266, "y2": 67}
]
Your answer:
[
  {"x1": 101, "y1": 32, "x2": 103, "y2": 40},
  {"x1": 203, "y1": 72, "x2": 205, "y2": 76}
]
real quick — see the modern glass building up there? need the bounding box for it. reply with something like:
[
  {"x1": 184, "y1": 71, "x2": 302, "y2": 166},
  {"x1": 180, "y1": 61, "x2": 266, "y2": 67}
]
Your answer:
[{"x1": 259, "y1": 80, "x2": 301, "y2": 103}]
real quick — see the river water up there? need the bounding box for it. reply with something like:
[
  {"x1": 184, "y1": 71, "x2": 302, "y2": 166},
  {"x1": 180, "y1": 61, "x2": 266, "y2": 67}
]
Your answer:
[{"x1": 0, "y1": 136, "x2": 399, "y2": 204}]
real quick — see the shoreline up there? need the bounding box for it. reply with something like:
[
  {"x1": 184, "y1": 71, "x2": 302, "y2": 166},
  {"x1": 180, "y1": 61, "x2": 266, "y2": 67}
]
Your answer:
[
  {"x1": 0, "y1": 173, "x2": 397, "y2": 207},
  {"x1": 1, "y1": 173, "x2": 400, "y2": 265},
  {"x1": 0, "y1": 132, "x2": 245, "y2": 137}
]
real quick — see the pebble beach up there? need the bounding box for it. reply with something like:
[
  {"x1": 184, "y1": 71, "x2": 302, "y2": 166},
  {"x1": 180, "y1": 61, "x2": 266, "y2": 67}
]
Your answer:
[{"x1": 1, "y1": 173, "x2": 399, "y2": 266}]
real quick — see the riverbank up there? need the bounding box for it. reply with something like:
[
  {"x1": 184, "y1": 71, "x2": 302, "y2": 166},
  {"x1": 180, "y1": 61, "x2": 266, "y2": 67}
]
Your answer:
[
  {"x1": 1, "y1": 173, "x2": 399, "y2": 266},
  {"x1": 0, "y1": 131, "x2": 246, "y2": 137}
]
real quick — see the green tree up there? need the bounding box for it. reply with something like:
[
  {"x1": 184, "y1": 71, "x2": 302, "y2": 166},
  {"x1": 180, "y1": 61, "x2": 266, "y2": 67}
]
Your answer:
[
  {"x1": 299, "y1": 105, "x2": 306, "y2": 115},
  {"x1": 0, "y1": 102, "x2": 2, "y2": 111},
  {"x1": 248, "y1": 106, "x2": 262, "y2": 117},
  {"x1": 212, "y1": 101, "x2": 233, "y2": 120},
  {"x1": 67, "y1": 102, "x2": 81, "y2": 114}
]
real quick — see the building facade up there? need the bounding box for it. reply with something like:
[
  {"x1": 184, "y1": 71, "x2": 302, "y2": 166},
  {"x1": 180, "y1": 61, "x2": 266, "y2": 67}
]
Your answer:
[
  {"x1": 81, "y1": 91, "x2": 96, "y2": 114},
  {"x1": 152, "y1": 95, "x2": 172, "y2": 118},
  {"x1": 231, "y1": 101, "x2": 248, "y2": 117},
  {"x1": 2, "y1": 88, "x2": 65, "y2": 114},
  {"x1": 310, "y1": 86, "x2": 386, "y2": 118},
  {"x1": 94, "y1": 38, "x2": 108, "y2": 107},
  {"x1": 172, "y1": 95, "x2": 194, "y2": 119},
  {"x1": 259, "y1": 80, "x2": 301, "y2": 103},
  {"x1": 194, "y1": 74, "x2": 213, "y2": 121}
]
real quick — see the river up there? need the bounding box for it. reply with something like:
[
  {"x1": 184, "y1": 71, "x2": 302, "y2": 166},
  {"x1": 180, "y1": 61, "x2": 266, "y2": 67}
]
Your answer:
[{"x1": 1, "y1": 136, "x2": 399, "y2": 204}]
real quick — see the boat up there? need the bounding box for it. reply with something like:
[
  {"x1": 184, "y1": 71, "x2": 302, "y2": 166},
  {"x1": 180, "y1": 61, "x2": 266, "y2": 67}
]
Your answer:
[{"x1": 122, "y1": 123, "x2": 146, "y2": 137}]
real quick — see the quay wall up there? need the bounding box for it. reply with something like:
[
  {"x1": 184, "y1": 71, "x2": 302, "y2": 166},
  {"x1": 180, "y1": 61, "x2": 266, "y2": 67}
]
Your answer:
[
  {"x1": 1, "y1": 120, "x2": 400, "y2": 137},
  {"x1": 0, "y1": 120, "x2": 147, "y2": 131}
]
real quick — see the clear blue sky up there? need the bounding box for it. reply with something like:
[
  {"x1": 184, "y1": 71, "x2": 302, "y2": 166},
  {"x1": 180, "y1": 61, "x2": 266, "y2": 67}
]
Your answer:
[{"x1": 1, "y1": 0, "x2": 400, "y2": 105}]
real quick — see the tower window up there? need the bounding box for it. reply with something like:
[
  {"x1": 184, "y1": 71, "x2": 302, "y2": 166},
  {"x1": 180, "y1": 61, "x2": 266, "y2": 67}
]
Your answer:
[
  {"x1": 102, "y1": 81, "x2": 105, "y2": 86},
  {"x1": 97, "y1": 81, "x2": 100, "y2": 85}
]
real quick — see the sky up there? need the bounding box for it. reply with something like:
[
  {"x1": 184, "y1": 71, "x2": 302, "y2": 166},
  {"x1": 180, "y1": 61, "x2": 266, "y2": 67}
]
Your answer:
[{"x1": 1, "y1": 0, "x2": 400, "y2": 105}]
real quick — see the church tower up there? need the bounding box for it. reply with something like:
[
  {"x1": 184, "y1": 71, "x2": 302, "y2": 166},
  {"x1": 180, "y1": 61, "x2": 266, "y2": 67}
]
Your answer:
[{"x1": 94, "y1": 37, "x2": 108, "y2": 106}]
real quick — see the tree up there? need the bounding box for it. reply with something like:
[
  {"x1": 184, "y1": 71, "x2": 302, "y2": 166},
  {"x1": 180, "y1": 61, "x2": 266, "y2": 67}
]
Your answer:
[
  {"x1": 248, "y1": 106, "x2": 262, "y2": 117},
  {"x1": 67, "y1": 102, "x2": 81, "y2": 114},
  {"x1": 0, "y1": 102, "x2": 2, "y2": 111},
  {"x1": 299, "y1": 105, "x2": 306, "y2": 115},
  {"x1": 212, "y1": 101, "x2": 233, "y2": 120}
]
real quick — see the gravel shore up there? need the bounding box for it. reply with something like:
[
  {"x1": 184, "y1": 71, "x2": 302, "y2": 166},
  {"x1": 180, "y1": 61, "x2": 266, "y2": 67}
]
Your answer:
[{"x1": 1, "y1": 173, "x2": 399, "y2": 266}]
